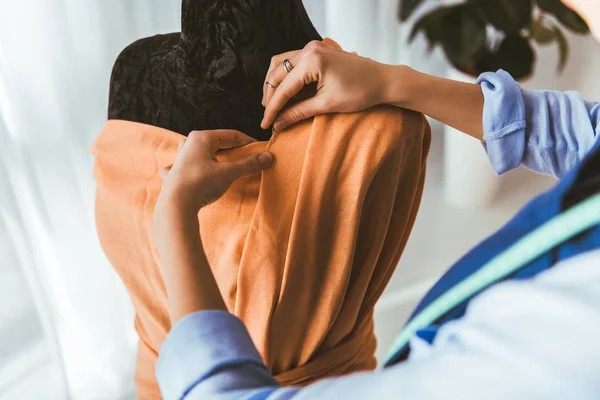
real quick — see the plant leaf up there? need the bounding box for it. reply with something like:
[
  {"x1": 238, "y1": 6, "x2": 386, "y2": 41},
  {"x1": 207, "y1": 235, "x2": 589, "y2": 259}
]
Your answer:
[
  {"x1": 474, "y1": 48, "x2": 500, "y2": 76},
  {"x1": 531, "y1": 18, "x2": 556, "y2": 44},
  {"x1": 530, "y1": 18, "x2": 569, "y2": 73},
  {"x1": 493, "y1": 35, "x2": 535, "y2": 80},
  {"x1": 474, "y1": 0, "x2": 532, "y2": 34},
  {"x1": 552, "y1": 25, "x2": 569, "y2": 73},
  {"x1": 439, "y1": 5, "x2": 487, "y2": 64},
  {"x1": 398, "y1": 0, "x2": 427, "y2": 22},
  {"x1": 555, "y1": 8, "x2": 589, "y2": 34},
  {"x1": 536, "y1": 0, "x2": 589, "y2": 34},
  {"x1": 409, "y1": 6, "x2": 454, "y2": 49}
]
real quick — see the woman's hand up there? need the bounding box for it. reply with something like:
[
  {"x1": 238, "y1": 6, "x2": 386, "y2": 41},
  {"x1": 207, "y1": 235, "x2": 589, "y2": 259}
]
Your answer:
[
  {"x1": 153, "y1": 130, "x2": 273, "y2": 322},
  {"x1": 261, "y1": 40, "x2": 399, "y2": 131},
  {"x1": 156, "y1": 129, "x2": 273, "y2": 215},
  {"x1": 262, "y1": 41, "x2": 485, "y2": 140}
]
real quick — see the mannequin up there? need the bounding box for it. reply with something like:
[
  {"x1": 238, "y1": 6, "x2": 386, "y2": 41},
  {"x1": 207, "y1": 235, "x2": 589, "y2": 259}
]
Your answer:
[
  {"x1": 107, "y1": 0, "x2": 321, "y2": 141},
  {"x1": 95, "y1": 4, "x2": 433, "y2": 398}
]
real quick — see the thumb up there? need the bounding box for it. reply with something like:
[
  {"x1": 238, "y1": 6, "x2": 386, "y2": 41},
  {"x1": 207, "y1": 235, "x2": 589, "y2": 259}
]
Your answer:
[
  {"x1": 273, "y1": 96, "x2": 325, "y2": 131},
  {"x1": 221, "y1": 152, "x2": 273, "y2": 181}
]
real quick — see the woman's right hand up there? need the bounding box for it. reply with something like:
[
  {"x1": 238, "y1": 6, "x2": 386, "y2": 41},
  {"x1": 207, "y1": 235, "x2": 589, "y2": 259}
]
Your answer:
[{"x1": 261, "y1": 40, "x2": 400, "y2": 131}]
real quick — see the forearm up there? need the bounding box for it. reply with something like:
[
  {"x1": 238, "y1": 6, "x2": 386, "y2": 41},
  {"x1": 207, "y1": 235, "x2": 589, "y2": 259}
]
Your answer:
[
  {"x1": 382, "y1": 65, "x2": 485, "y2": 141},
  {"x1": 154, "y1": 200, "x2": 227, "y2": 324}
]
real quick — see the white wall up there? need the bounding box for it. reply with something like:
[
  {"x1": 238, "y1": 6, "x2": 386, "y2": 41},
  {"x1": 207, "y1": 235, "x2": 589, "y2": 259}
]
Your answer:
[{"x1": 527, "y1": 32, "x2": 600, "y2": 98}]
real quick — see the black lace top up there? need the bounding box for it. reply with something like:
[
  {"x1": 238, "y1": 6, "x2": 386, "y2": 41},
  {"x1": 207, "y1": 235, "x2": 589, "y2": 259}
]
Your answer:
[{"x1": 108, "y1": 0, "x2": 321, "y2": 141}]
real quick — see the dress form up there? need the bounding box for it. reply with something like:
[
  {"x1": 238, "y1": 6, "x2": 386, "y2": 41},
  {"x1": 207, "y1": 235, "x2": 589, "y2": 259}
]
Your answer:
[{"x1": 107, "y1": 0, "x2": 321, "y2": 141}]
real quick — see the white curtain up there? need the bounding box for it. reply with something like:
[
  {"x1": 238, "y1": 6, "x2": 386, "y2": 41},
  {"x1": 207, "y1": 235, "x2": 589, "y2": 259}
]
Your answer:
[{"x1": 0, "y1": 1, "x2": 180, "y2": 398}]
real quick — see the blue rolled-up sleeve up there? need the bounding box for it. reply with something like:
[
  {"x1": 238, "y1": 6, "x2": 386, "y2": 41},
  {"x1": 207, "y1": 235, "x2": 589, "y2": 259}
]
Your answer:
[
  {"x1": 477, "y1": 70, "x2": 599, "y2": 177},
  {"x1": 154, "y1": 257, "x2": 600, "y2": 400},
  {"x1": 156, "y1": 311, "x2": 282, "y2": 400}
]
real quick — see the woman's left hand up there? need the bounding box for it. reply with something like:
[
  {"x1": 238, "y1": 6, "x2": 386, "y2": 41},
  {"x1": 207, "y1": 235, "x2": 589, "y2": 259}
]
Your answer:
[{"x1": 156, "y1": 130, "x2": 273, "y2": 215}]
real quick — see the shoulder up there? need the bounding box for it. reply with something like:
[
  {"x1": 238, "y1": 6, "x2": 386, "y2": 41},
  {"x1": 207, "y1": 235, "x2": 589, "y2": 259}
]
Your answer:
[
  {"x1": 108, "y1": 33, "x2": 180, "y2": 120},
  {"x1": 322, "y1": 106, "x2": 431, "y2": 156}
]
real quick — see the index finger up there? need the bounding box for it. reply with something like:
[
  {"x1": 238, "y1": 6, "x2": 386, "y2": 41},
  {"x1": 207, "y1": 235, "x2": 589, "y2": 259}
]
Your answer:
[{"x1": 261, "y1": 65, "x2": 312, "y2": 130}]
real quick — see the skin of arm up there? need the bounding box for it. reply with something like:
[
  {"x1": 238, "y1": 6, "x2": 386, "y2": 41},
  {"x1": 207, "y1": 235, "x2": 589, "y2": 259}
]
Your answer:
[
  {"x1": 261, "y1": 0, "x2": 600, "y2": 143},
  {"x1": 261, "y1": 42, "x2": 484, "y2": 141},
  {"x1": 262, "y1": 38, "x2": 599, "y2": 178},
  {"x1": 152, "y1": 130, "x2": 273, "y2": 325},
  {"x1": 383, "y1": 65, "x2": 485, "y2": 141},
  {"x1": 261, "y1": 0, "x2": 598, "y2": 143},
  {"x1": 153, "y1": 199, "x2": 226, "y2": 324}
]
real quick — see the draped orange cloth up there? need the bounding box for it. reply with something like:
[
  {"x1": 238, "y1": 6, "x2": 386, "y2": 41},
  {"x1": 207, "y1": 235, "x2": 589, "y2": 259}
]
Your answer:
[{"x1": 92, "y1": 106, "x2": 430, "y2": 399}]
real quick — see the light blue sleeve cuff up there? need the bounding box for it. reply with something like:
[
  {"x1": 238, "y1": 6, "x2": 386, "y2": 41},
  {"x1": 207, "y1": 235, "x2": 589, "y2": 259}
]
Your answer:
[
  {"x1": 477, "y1": 70, "x2": 527, "y2": 175},
  {"x1": 156, "y1": 310, "x2": 270, "y2": 400}
]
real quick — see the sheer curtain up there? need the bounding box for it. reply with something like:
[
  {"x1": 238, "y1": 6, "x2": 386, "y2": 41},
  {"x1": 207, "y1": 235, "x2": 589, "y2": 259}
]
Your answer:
[
  {"x1": 0, "y1": 1, "x2": 180, "y2": 398},
  {"x1": 0, "y1": 1, "x2": 438, "y2": 398}
]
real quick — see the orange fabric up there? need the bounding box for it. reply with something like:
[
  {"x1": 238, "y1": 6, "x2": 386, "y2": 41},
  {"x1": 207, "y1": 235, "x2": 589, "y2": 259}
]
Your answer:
[{"x1": 92, "y1": 106, "x2": 430, "y2": 399}]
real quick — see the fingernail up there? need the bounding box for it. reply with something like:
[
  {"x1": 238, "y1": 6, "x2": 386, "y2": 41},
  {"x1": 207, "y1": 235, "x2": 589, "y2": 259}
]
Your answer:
[
  {"x1": 274, "y1": 121, "x2": 285, "y2": 131},
  {"x1": 258, "y1": 152, "x2": 273, "y2": 165},
  {"x1": 260, "y1": 118, "x2": 266, "y2": 129}
]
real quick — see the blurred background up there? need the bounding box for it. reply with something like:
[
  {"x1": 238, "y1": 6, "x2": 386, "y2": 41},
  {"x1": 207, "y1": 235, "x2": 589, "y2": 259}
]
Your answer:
[{"x1": 0, "y1": 0, "x2": 598, "y2": 399}]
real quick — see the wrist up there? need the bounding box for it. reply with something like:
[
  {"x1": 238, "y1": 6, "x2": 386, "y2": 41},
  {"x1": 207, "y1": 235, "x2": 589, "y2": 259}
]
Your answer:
[
  {"x1": 153, "y1": 191, "x2": 198, "y2": 238},
  {"x1": 156, "y1": 186, "x2": 198, "y2": 217},
  {"x1": 381, "y1": 65, "x2": 418, "y2": 108}
]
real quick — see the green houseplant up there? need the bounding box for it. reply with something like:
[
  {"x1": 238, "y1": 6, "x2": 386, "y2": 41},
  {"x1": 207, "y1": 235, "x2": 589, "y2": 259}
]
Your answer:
[{"x1": 400, "y1": 0, "x2": 590, "y2": 80}]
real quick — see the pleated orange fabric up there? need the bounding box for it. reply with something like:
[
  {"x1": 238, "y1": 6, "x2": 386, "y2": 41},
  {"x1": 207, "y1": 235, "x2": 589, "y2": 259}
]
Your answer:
[{"x1": 92, "y1": 106, "x2": 430, "y2": 399}]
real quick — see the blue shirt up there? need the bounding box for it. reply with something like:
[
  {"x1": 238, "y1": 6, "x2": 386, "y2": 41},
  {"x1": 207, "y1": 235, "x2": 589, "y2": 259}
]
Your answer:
[
  {"x1": 156, "y1": 71, "x2": 600, "y2": 400},
  {"x1": 480, "y1": 70, "x2": 600, "y2": 177}
]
